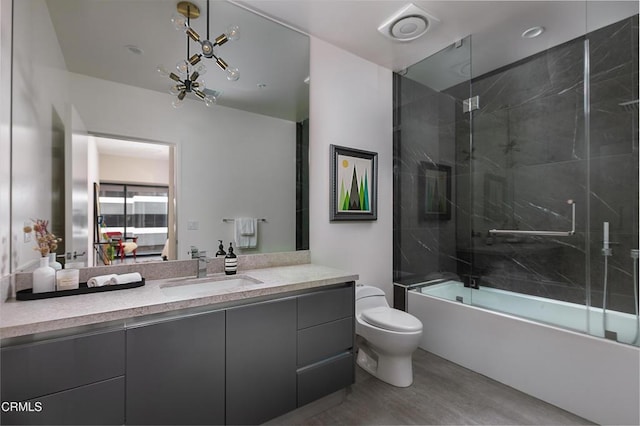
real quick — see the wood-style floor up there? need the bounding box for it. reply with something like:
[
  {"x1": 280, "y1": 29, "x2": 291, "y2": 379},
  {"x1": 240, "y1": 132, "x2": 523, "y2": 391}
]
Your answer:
[{"x1": 279, "y1": 349, "x2": 592, "y2": 425}]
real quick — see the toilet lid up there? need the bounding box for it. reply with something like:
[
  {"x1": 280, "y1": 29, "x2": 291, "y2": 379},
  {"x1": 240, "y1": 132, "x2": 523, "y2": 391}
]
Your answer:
[{"x1": 361, "y1": 307, "x2": 422, "y2": 332}]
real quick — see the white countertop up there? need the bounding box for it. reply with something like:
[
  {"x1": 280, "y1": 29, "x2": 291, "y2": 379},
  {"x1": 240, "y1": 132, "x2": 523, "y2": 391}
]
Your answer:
[{"x1": 0, "y1": 264, "x2": 358, "y2": 339}]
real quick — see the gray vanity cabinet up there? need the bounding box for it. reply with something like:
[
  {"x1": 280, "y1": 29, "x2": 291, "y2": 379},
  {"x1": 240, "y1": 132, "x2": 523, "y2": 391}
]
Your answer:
[
  {"x1": 296, "y1": 284, "x2": 355, "y2": 406},
  {"x1": 225, "y1": 297, "x2": 297, "y2": 425},
  {"x1": 0, "y1": 328, "x2": 125, "y2": 425},
  {"x1": 125, "y1": 310, "x2": 225, "y2": 425}
]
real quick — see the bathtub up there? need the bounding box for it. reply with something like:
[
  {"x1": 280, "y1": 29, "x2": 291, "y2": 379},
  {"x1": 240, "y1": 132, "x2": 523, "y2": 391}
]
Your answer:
[{"x1": 407, "y1": 280, "x2": 640, "y2": 425}]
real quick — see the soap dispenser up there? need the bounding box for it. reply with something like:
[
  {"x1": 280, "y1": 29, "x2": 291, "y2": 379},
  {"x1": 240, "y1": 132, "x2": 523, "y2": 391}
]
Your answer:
[
  {"x1": 225, "y1": 243, "x2": 237, "y2": 275},
  {"x1": 215, "y1": 240, "x2": 227, "y2": 257}
]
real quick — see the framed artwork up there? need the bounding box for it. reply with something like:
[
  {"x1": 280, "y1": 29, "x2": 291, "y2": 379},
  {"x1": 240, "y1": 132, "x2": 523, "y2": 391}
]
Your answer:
[
  {"x1": 330, "y1": 145, "x2": 378, "y2": 221},
  {"x1": 418, "y1": 162, "x2": 451, "y2": 220}
]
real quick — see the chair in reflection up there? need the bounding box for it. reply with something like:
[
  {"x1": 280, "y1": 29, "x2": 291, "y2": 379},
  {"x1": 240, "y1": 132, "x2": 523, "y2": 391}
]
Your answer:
[{"x1": 104, "y1": 231, "x2": 138, "y2": 262}]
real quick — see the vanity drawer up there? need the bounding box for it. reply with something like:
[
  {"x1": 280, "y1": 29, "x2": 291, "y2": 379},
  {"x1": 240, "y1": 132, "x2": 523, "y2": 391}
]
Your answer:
[
  {"x1": 0, "y1": 329, "x2": 125, "y2": 401},
  {"x1": 0, "y1": 376, "x2": 124, "y2": 425},
  {"x1": 297, "y1": 284, "x2": 354, "y2": 329},
  {"x1": 297, "y1": 352, "x2": 354, "y2": 407},
  {"x1": 297, "y1": 317, "x2": 353, "y2": 366}
]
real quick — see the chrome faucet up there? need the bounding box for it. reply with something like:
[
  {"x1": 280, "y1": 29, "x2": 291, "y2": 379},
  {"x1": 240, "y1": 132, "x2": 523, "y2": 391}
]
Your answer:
[
  {"x1": 190, "y1": 246, "x2": 209, "y2": 278},
  {"x1": 198, "y1": 253, "x2": 210, "y2": 278}
]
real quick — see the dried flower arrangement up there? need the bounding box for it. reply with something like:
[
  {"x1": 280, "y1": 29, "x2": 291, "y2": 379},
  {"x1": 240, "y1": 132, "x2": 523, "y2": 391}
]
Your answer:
[{"x1": 23, "y1": 219, "x2": 63, "y2": 257}]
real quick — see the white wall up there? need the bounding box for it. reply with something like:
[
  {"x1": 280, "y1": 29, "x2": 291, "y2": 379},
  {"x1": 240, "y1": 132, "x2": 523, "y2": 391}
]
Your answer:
[
  {"x1": 99, "y1": 154, "x2": 169, "y2": 186},
  {"x1": 308, "y1": 38, "x2": 393, "y2": 298},
  {"x1": 69, "y1": 73, "x2": 297, "y2": 258}
]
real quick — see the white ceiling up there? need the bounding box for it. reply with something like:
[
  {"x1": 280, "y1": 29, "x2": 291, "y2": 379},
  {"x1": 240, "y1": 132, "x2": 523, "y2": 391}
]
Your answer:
[
  {"x1": 42, "y1": 0, "x2": 637, "y2": 124},
  {"x1": 238, "y1": 1, "x2": 638, "y2": 80}
]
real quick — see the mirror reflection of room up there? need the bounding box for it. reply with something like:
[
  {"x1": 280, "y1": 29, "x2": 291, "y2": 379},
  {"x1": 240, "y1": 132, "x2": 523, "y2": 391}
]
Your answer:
[{"x1": 9, "y1": 0, "x2": 309, "y2": 270}]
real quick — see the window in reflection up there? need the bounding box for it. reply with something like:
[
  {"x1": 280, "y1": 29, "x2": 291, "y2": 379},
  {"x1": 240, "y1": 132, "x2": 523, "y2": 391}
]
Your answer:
[{"x1": 99, "y1": 183, "x2": 169, "y2": 259}]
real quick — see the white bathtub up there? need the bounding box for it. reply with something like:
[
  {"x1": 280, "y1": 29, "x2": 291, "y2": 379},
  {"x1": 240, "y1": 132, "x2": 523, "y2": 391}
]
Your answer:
[
  {"x1": 422, "y1": 280, "x2": 640, "y2": 345},
  {"x1": 408, "y1": 280, "x2": 640, "y2": 425}
]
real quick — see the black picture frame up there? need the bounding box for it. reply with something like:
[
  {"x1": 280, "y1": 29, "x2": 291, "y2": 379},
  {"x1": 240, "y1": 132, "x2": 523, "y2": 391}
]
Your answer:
[
  {"x1": 418, "y1": 162, "x2": 451, "y2": 221},
  {"x1": 330, "y1": 145, "x2": 378, "y2": 221}
]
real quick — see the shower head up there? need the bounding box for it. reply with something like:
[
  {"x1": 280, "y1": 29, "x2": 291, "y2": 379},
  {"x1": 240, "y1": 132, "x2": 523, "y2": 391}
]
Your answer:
[{"x1": 618, "y1": 99, "x2": 639, "y2": 112}]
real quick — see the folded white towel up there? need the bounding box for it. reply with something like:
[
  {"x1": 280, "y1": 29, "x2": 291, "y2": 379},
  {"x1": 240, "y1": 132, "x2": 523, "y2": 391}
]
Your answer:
[
  {"x1": 238, "y1": 217, "x2": 255, "y2": 236},
  {"x1": 87, "y1": 274, "x2": 117, "y2": 288},
  {"x1": 109, "y1": 272, "x2": 143, "y2": 285},
  {"x1": 235, "y1": 218, "x2": 258, "y2": 249}
]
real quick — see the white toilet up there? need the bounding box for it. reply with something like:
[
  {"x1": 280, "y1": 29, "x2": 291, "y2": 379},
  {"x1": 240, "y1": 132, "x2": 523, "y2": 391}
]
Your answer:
[{"x1": 355, "y1": 285, "x2": 423, "y2": 387}]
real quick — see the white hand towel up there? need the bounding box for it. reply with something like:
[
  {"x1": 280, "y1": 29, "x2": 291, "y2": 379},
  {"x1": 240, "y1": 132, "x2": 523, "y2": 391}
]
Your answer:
[
  {"x1": 87, "y1": 274, "x2": 117, "y2": 288},
  {"x1": 238, "y1": 217, "x2": 255, "y2": 236},
  {"x1": 235, "y1": 218, "x2": 258, "y2": 249},
  {"x1": 109, "y1": 272, "x2": 143, "y2": 285}
]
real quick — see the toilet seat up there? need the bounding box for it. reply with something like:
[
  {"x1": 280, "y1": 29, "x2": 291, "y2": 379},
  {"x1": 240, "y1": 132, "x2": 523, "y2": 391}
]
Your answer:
[{"x1": 361, "y1": 307, "x2": 422, "y2": 332}]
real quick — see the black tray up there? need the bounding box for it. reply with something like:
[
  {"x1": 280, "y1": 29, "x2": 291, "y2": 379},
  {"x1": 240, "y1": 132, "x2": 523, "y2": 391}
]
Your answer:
[{"x1": 16, "y1": 279, "x2": 145, "y2": 301}]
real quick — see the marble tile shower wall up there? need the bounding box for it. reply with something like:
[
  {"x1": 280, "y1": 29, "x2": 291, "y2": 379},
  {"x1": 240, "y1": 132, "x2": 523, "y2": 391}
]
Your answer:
[{"x1": 394, "y1": 16, "x2": 638, "y2": 314}]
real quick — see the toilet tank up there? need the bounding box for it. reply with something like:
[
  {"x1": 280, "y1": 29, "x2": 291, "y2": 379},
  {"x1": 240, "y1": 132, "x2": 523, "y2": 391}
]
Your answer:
[{"x1": 355, "y1": 285, "x2": 389, "y2": 312}]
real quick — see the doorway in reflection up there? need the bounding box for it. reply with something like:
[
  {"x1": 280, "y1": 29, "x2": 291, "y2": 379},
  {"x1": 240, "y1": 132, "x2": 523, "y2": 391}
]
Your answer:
[{"x1": 93, "y1": 136, "x2": 175, "y2": 265}]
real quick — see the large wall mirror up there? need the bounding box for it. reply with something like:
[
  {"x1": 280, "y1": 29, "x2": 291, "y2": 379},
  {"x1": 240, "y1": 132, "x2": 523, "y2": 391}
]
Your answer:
[{"x1": 11, "y1": 0, "x2": 309, "y2": 270}]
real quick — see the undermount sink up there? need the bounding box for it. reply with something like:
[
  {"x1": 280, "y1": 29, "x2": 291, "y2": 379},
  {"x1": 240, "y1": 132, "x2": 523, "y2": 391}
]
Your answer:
[{"x1": 160, "y1": 275, "x2": 263, "y2": 298}]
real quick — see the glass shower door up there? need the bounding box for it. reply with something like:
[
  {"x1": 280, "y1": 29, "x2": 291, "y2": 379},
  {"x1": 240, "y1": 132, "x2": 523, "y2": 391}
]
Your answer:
[
  {"x1": 393, "y1": 36, "x2": 473, "y2": 305},
  {"x1": 467, "y1": 1, "x2": 589, "y2": 327},
  {"x1": 585, "y1": 3, "x2": 639, "y2": 345}
]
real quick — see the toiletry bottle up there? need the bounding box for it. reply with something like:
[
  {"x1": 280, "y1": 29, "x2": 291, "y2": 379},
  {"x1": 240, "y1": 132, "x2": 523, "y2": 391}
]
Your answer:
[
  {"x1": 215, "y1": 240, "x2": 227, "y2": 257},
  {"x1": 225, "y1": 243, "x2": 237, "y2": 275}
]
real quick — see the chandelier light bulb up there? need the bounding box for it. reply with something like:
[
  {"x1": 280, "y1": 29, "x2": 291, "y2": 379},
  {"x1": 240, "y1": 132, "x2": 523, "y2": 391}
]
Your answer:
[
  {"x1": 169, "y1": 85, "x2": 183, "y2": 95},
  {"x1": 171, "y1": 13, "x2": 188, "y2": 31},
  {"x1": 204, "y1": 95, "x2": 217, "y2": 107},
  {"x1": 176, "y1": 60, "x2": 190, "y2": 75},
  {"x1": 226, "y1": 67, "x2": 240, "y2": 81},
  {"x1": 226, "y1": 25, "x2": 240, "y2": 41},
  {"x1": 171, "y1": 97, "x2": 185, "y2": 108},
  {"x1": 193, "y1": 63, "x2": 207, "y2": 76},
  {"x1": 157, "y1": 65, "x2": 169, "y2": 76}
]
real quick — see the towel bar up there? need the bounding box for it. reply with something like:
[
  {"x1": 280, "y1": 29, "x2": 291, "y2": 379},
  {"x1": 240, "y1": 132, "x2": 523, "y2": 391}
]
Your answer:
[{"x1": 489, "y1": 200, "x2": 575, "y2": 237}]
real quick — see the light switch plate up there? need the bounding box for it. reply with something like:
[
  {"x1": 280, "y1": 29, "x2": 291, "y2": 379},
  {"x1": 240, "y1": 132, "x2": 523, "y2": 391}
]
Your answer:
[{"x1": 187, "y1": 221, "x2": 199, "y2": 230}]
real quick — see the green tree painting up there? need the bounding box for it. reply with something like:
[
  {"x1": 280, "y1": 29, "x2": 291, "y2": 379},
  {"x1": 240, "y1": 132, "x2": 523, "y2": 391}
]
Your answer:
[{"x1": 338, "y1": 155, "x2": 371, "y2": 212}]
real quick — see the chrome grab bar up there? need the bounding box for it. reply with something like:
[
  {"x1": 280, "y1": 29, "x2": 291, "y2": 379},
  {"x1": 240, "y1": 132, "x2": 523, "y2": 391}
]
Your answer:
[{"x1": 489, "y1": 200, "x2": 576, "y2": 237}]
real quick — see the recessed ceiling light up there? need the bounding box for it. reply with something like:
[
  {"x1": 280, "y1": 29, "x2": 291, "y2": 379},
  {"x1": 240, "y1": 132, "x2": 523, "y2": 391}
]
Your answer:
[
  {"x1": 521, "y1": 26, "x2": 545, "y2": 39},
  {"x1": 125, "y1": 44, "x2": 144, "y2": 55}
]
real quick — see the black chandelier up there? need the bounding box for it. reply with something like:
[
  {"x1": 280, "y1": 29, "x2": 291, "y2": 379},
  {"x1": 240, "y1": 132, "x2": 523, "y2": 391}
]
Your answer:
[{"x1": 158, "y1": 1, "x2": 240, "y2": 108}]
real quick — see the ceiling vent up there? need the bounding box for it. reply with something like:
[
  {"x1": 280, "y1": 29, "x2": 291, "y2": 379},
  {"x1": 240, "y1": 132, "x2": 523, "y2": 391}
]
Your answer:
[{"x1": 378, "y1": 3, "x2": 440, "y2": 42}]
